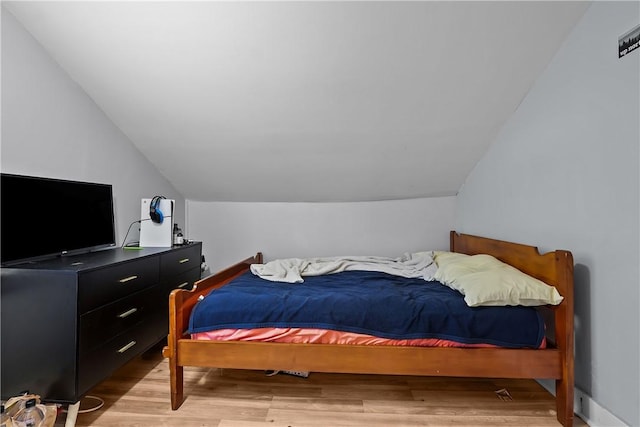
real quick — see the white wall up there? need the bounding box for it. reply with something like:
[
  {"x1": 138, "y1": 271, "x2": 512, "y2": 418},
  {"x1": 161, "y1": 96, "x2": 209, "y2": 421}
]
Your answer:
[
  {"x1": 187, "y1": 197, "x2": 455, "y2": 273},
  {"x1": 1, "y1": 8, "x2": 185, "y2": 244},
  {"x1": 456, "y1": 2, "x2": 639, "y2": 426}
]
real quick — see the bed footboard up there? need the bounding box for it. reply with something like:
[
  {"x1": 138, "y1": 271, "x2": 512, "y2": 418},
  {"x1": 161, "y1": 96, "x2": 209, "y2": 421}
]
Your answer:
[{"x1": 162, "y1": 252, "x2": 262, "y2": 410}]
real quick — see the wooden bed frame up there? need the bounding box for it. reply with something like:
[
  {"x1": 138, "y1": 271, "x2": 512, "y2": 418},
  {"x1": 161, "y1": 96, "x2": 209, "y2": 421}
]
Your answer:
[{"x1": 162, "y1": 231, "x2": 574, "y2": 426}]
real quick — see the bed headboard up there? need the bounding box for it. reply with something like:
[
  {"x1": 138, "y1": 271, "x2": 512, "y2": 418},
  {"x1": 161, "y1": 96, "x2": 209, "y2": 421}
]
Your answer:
[
  {"x1": 450, "y1": 230, "x2": 574, "y2": 356},
  {"x1": 450, "y1": 230, "x2": 574, "y2": 425}
]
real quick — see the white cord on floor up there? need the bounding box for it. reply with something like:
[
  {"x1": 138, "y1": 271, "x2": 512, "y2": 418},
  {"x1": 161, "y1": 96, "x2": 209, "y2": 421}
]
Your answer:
[{"x1": 77, "y1": 395, "x2": 104, "y2": 414}]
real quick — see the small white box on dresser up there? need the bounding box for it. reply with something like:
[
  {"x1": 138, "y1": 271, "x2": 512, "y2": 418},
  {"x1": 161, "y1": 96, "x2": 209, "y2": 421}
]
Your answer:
[{"x1": 139, "y1": 198, "x2": 174, "y2": 247}]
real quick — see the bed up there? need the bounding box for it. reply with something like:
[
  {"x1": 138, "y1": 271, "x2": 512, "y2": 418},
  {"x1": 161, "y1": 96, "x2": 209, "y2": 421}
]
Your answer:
[{"x1": 162, "y1": 231, "x2": 574, "y2": 426}]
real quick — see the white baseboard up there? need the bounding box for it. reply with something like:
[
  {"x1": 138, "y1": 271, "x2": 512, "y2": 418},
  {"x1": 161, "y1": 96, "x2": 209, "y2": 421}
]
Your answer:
[
  {"x1": 573, "y1": 388, "x2": 628, "y2": 427},
  {"x1": 538, "y1": 380, "x2": 627, "y2": 427}
]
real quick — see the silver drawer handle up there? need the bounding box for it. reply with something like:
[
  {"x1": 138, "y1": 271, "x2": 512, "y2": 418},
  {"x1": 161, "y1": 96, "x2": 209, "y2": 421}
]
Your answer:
[
  {"x1": 178, "y1": 258, "x2": 190, "y2": 264},
  {"x1": 178, "y1": 282, "x2": 190, "y2": 289},
  {"x1": 117, "y1": 308, "x2": 138, "y2": 319},
  {"x1": 117, "y1": 340, "x2": 137, "y2": 354},
  {"x1": 118, "y1": 275, "x2": 138, "y2": 283}
]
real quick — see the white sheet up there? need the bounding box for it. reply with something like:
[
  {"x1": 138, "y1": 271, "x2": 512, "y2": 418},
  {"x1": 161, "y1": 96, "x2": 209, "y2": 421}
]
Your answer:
[{"x1": 250, "y1": 251, "x2": 437, "y2": 283}]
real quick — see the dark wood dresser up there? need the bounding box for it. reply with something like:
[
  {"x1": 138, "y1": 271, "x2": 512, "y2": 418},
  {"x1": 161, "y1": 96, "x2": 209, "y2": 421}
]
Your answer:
[{"x1": 1, "y1": 242, "x2": 202, "y2": 403}]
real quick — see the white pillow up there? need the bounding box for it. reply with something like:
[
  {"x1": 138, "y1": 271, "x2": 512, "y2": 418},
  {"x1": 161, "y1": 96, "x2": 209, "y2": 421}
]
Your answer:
[{"x1": 433, "y1": 251, "x2": 564, "y2": 307}]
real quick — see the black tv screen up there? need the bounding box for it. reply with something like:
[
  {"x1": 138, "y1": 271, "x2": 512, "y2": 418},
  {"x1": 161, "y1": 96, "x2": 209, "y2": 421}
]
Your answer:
[{"x1": 1, "y1": 174, "x2": 116, "y2": 265}]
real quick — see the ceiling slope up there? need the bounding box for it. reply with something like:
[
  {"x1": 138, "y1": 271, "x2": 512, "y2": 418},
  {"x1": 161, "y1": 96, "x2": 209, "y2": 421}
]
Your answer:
[{"x1": 4, "y1": 1, "x2": 589, "y2": 202}]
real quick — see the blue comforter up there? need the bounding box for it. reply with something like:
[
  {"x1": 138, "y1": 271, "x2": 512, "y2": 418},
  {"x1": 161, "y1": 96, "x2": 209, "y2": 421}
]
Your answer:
[{"x1": 188, "y1": 270, "x2": 545, "y2": 348}]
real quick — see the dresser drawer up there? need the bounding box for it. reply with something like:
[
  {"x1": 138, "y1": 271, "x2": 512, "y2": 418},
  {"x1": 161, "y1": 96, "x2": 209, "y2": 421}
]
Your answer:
[
  {"x1": 79, "y1": 284, "x2": 164, "y2": 356},
  {"x1": 78, "y1": 257, "x2": 160, "y2": 313},
  {"x1": 160, "y1": 244, "x2": 201, "y2": 278},
  {"x1": 77, "y1": 318, "x2": 162, "y2": 397},
  {"x1": 166, "y1": 267, "x2": 201, "y2": 292}
]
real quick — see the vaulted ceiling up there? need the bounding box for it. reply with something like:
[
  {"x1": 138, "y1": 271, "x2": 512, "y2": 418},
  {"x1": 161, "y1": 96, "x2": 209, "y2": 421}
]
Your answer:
[{"x1": 4, "y1": 1, "x2": 589, "y2": 202}]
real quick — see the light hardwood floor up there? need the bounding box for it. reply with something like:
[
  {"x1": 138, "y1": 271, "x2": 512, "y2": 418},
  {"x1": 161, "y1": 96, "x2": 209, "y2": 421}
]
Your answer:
[{"x1": 74, "y1": 344, "x2": 588, "y2": 427}]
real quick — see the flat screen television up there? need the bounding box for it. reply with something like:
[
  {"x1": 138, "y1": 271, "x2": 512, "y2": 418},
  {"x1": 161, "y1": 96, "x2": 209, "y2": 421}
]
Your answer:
[{"x1": 1, "y1": 173, "x2": 116, "y2": 265}]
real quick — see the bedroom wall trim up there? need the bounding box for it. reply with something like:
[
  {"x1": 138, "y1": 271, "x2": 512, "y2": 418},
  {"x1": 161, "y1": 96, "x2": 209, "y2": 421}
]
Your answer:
[
  {"x1": 540, "y1": 381, "x2": 628, "y2": 427},
  {"x1": 574, "y1": 388, "x2": 627, "y2": 427}
]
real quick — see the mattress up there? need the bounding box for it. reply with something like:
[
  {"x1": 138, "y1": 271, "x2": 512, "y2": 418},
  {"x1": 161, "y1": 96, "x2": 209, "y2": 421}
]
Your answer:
[{"x1": 188, "y1": 270, "x2": 546, "y2": 349}]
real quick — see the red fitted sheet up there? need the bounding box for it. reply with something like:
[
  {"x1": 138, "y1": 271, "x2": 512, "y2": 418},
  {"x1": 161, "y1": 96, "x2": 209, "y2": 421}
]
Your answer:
[{"x1": 192, "y1": 327, "x2": 546, "y2": 348}]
